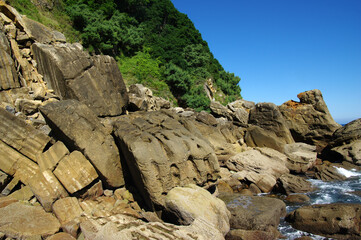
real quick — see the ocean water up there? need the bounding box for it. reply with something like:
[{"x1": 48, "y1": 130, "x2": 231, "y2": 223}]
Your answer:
[{"x1": 278, "y1": 167, "x2": 361, "y2": 240}]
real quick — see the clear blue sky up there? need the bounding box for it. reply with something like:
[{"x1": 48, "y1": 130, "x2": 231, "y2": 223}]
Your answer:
[{"x1": 171, "y1": 0, "x2": 361, "y2": 124}]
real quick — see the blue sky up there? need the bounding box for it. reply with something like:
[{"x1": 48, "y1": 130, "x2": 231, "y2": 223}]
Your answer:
[{"x1": 171, "y1": 0, "x2": 361, "y2": 124}]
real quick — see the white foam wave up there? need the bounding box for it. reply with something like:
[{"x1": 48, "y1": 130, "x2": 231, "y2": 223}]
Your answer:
[{"x1": 335, "y1": 166, "x2": 361, "y2": 178}]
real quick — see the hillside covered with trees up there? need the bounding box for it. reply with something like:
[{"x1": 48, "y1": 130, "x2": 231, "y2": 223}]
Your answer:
[{"x1": 9, "y1": 0, "x2": 241, "y2": 111}]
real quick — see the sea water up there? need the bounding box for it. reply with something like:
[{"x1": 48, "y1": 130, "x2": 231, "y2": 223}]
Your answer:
[{"x1": 278, "y1": 167, "x2": 361, "y2": 239}]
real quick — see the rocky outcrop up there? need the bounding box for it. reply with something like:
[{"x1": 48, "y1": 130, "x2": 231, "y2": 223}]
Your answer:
[
  {"x1": 0, "y1": 202, "x2": 61, "y2": 239},
  {"x1": 326, "y1": 118, "x2": 361, "y2": 165},
  {"x1": 283, "y1": 143, "x2": 317, "y2": 173},
  {"x1": 210, "y1": 100, "x2": 249, "y2": 126},
  {"x1": 164, "y1": 184, "x2": 230, "y2": 236},
  {"x1": 221, "y1": 194, "x2": 286, "y2": 238},
  {"x1": 113, "y1": 110, "x2": 220, "y2": 209},
  {"x1": 249, "y1": 102, "x2": 294, "y2": 145},
  {"x1": 279, "y1": 89, "x2": 341, "y2": 149},
  {"x1": 128, "y1": 83, "x2": 170, "y2": 111},
  {"x1": 286, "y1": 203, "x2": 361, "y2": 239},
  {"x1": 40, "y1": 100, "x2": 124, "y2": 188},
  {"x1": 226, "y1": 147, "x2": 289, "y2": 193},
  {"x1": 32, "y1": 43, "x2": 128, "y2": 116},
  {"x1": 0, "y1": 31, "x2": 19, "y2": 90}
]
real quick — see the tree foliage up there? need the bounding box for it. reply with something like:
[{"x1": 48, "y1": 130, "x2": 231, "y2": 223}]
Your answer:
[{"x1": 63, "y1": 0, "x2": 242, "y2": 110}]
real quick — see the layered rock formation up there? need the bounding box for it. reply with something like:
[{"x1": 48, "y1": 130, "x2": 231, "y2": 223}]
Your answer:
[{"x1": 0, "y1": 2, "x2": 359, "y2": 240}]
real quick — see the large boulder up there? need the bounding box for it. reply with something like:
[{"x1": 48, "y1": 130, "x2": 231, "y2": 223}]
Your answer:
[
  {"x1": 279, "y1": 89, "x2": 341, "y2": 149},
  {"x1": 0, "y1": 202, "x2": 60, "y2": 239},
  {"x1": 245, "y1": 125, "x2": 287, "y2": 152},
  {"x1": 164, "y1": 184, "x2": 230, "y2": 236},
  {"x1": 286, "y1": 203, "x2": 361, "y2": 239},
  {"x1": 40, "y1": 100, "x2": 124, "y2": 188},
  {"x1": 226, "y1": 148, "x2": 289, "y2": 193},
  {"x1": 248, "y1": 102, "x2": 295, "y2": 145},
  {"x1": 113, "y1": 110, "x2": 220, "y2": 209},
  {"x1": 326, "y1": 119, "x2": 361, "y2": 165},
  {"x1": 283, "y1": 143, "x2": 317, "y2": 173},
  {"x1": 32, "y1": 43, "x2": 128, "y2": 116},
  {"x1": 221, "y1": 194, "x2": 286, "y2": 234},
  {"x1": 274, "y1": 173, "x2": 314, "y2": 195}
]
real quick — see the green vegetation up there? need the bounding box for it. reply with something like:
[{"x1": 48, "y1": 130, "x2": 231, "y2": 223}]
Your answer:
[{"x1": 8, "y1": 0, "x2": 242, "y2": 111}]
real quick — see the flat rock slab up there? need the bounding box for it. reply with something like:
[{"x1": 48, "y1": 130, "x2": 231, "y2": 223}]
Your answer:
[
  {"x1": 286, "y1": 203, "x2": 361, "y2": 240},
  {"x1": 0, "y1": 202, "x2": 60, "y2": 239},
  {"x1": 40, "y1": 99, "x2": 123, "y2": 188},
  {"x1": 220, "y1": 194, "x2": 286, "y2": 232},
  {"x1": 114, "y1": 110, "x2": 220, "y2": 209},
  {"x1": 0, "y1": 107, "x2": 50, "y2": 162}
]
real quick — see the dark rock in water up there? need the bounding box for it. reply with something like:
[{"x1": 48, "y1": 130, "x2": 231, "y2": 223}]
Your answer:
[
  {"x1": 285, "y1": 194, "x2": 311, "y2": 203},
  {"x1": 32, "y1": 43, "x2": 128, "y2": 116},
  {"x1": 286, "y1": 203, "x2": 361, "y2": 240},
  {"x1": 314, "y1": 165, "x2": 347, "y2": 181},
  {"x1": 279, "y1": 89, "x2": 341, "y2": 149},
  {"x1": 220, "y1": 194, "x2": 286, "y2": 233},
  {"x1": 113, "y1": 110, "x2": 220, "y2": 209},
  {"x1": 249, "y1": 102, "x2": 295, "y2": 145},
  {"x1": 226, "y1": 228, "x2": 278, "y2": 240},
  {"x1": 275, "y1": 173, "x2": 314, "y2": 195},
  {"x1": 40, "y1": 99, "x2": 124, "y2": 188}
]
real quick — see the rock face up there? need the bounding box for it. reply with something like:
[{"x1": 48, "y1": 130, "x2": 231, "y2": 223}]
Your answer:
[
  {"x1": 164, "y1": 184, "x2": 230, "y2": 236},
  {"x1": 113, "y1": 110, "x2": 220, "y2": 209},
  {"x1": 283, "y1": 143, "x2": 317, "y2": 173},
  {"x1": 0, "y1": 202, "x2": 60, "y2": 239},
  {"x1": 32, "y1": 43, "x2": 128, "y2": 116},
  {"x1": 0, "y1": 31, "x2": 19, "y2": 90},
  {"x1": 221, "y1": 194, "x2": 286, "y2": 234},
  {"x1": 249, "y1": 102, "x2": 294, "y2": 146},
  {"x1": 226, "y1": 148, "x2": 289, "y2": 193},
  {"x1": 279, "y1": 89, "x2": 341, "y2": 149},
  {"x1": 40, "y1": 100, "x2": 124, "y2": 188},
  {"x1": 245, "y1": 125, "x2": 287, "y2": 152},
  {"x1": 286, "y1": 203, "x2": 361, "y2": 239},
  {"x1": 210, "y1": 100, "x2": 249, "y2": 126},
  {"x1": 274, "y1": 173, "x2": 313, "y2": 195}
]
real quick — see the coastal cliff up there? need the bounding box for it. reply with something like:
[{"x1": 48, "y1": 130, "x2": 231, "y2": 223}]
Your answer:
[{"x1": 1, "y1": 2, "x2": 361, "y2": 240}]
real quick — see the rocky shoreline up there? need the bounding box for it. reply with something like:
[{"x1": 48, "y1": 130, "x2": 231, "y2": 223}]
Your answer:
[{"x1": 1, "y1": 3, "x2": 361, "y2": 239}]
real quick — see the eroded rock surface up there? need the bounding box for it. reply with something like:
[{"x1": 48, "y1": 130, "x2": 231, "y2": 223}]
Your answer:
[
  {"x1": 113, "y1": 110, "x2": 220, "y2": 209},
  {"x1": 286, "y1": 203, "x2": 361, "y2": 239}
]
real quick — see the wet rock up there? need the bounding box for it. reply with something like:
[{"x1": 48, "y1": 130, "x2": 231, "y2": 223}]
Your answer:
[
  {"x1": 0, "y1": 202, "x2": 60, "y2": 239},
  {"x1": 164, "y1": 184, "x2": 230, "y2": 236},
  {"x1": 285, "y1": 194, "x2": 310, "y2": 203},
  {"x1": 226, "y1": 229, "x2": 278, "y2": 240},
  {"x1": 279, "y1": 89, "x2": 341, "y2": 149},
  {"x1": 221, "y1": 194, "x2": 286, "y2": 233},
  {"x1": 249, "y1": 102, "x2": 294, "y2": 145},
  {"x1": 226, "y1": 148, "x2": 289, "y2": 193},
  {"x1": 286, "y1": 203, "x2": 361, "y2": 239},
  {"x1": 283, "y1": 143, "x2": 317, "y2": 173},
  {"x1": 32, "y1": 43, "x2": 128, "y2": 116},
  {"x1": 40, "y1": 100, "x2": 124, "y2": 188},
  {"x1": 315, "y1": 165, "x2": 347, "y2": 181}
]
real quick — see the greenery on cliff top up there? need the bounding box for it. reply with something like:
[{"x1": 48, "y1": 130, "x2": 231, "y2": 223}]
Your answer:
[{"x1": 9, "y1": 0, "x2": 241, "y2": 111}]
